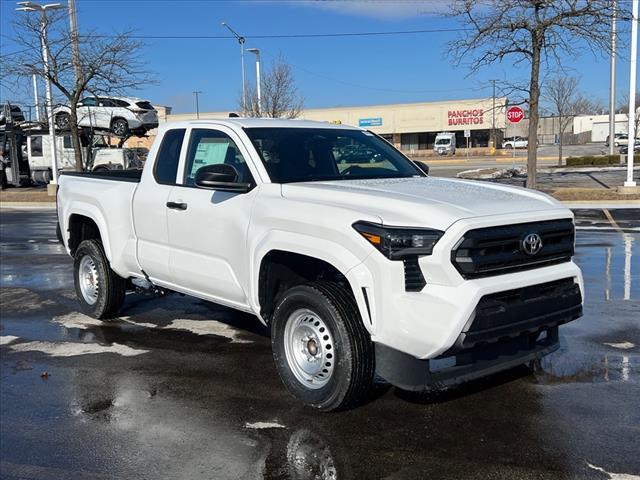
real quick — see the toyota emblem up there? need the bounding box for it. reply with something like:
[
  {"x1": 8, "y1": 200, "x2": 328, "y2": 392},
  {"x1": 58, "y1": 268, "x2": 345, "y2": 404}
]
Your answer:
[{"x1": 521, "y1": 233, "x2": 543, "y2": 256}]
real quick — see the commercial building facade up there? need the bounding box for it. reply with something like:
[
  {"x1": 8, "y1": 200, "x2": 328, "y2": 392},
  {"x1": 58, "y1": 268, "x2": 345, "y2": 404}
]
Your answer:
[{"x1": 165, "y1": 97, "x2": 508, "y2": 153}]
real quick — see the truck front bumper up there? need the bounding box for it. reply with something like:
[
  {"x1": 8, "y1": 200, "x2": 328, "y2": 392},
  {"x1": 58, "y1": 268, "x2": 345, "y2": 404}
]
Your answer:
[{"x1": 375, "y1": 326, "x2": 562, "y2": 391}]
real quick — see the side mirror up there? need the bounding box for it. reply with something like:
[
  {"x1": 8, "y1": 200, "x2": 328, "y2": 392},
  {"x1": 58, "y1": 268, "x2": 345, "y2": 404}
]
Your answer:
[
  {"x1": 194, "y1": 164, "x2": 251, "y2": 193},
  {"x1": 414, "y1": 161, "x2": 429, "y2": 175},
  {"x1": 77, "y1": 102, "x2": 84, "y2": 107}
]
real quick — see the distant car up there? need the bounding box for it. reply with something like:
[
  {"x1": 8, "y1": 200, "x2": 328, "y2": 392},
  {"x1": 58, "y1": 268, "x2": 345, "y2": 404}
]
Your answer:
[
  {"x1": 606, "y1": 134, "x2": 640, "y2": 147},
  {"x1": 502, "y1": 136, "x2": 528, "y2": 149},
  {"x1": 53, "y1": 96, "x2": 158, "y2": 137},
  {"x1": 619, "y1": 143, "x2": 640, "y2": 154},
  {"x1": 0, "y1": 105, "x2": 26, "y2": 126}
]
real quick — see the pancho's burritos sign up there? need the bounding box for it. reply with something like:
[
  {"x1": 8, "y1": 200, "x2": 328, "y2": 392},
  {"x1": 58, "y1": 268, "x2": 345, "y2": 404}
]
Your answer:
[{"x1": 447, "y1": 108, "x2": 484, "y2": 126}]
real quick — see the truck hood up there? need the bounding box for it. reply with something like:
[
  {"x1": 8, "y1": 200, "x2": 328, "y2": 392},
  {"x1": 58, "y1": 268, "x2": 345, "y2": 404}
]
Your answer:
[{"x1": 281, "y1": 176, "x2": 565, "y2": 230}]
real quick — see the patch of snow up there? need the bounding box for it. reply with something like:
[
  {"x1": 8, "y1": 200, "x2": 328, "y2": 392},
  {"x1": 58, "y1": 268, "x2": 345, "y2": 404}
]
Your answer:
[
  {"x1": 10, "y1": 341, "x2": 148, "y2": 357},
  {"x1": 245, "y1": 422, "x2": 285, "y2": 429},
  {"x1": 588, "y1": 463, "x2": 640, "y2": 480},
  {"x1": 0, "y1": 335, "x2": 20, "y2": 345},
  {"x1": 164, "y1": 319, "x2": 252, "y2": 343},
  {"x1": 604, "y1": 342, "x2": 635, "y2": 350},
  {"x1": 53, "y1": 312, "x2": 107, "y2": 330}
]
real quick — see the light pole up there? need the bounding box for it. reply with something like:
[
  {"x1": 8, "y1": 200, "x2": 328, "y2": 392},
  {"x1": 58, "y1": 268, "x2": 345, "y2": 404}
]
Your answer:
[
  {"x1": 221, "y1": 22, "x2": 247, "y2": 114},
  {"x1": 624, "y1": 0, "x2": 638, "y2": 189},
  {"x1": 247, "y1": 48, "x2": 261, "y2": 117},
  {"x1": 193, "y1": 90, "x2": 202, "y2": 119},
  {"x1": 17, "y1": 1, "x2": 66, "y2": 185},
  {"x1": 609, "y1": 0, "x2": 618, "y2": 156},
  {"x1": 32, "y1": 73, "x2": 41, "y2": 122}
]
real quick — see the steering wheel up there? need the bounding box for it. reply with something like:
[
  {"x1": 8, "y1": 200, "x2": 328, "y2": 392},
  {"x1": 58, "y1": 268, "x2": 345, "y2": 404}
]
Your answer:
[{"x1": 342, "y1": 165, "x2": 364, "y2": 176}]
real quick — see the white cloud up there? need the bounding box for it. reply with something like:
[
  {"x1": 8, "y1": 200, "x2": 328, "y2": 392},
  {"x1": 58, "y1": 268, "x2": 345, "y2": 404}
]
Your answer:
[{"x1": 301, "y1": 0, "x2": 448, "y2": 20}]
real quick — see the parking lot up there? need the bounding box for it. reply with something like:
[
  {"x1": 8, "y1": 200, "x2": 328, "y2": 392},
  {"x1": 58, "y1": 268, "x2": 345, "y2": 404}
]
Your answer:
[{"x1": 1, "y1": 207, "x2": 638, "y2": 480}]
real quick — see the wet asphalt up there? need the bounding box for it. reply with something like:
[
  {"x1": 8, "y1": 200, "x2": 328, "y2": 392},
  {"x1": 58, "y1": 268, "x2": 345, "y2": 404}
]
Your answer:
[{"x1": 0, "y1": 208, "x2": 639, "y2": 480}]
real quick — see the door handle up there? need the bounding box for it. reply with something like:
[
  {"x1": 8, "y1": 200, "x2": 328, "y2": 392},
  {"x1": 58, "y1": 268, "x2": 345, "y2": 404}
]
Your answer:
[{"x1": 166, "y1": 201, "x2": 188, "y2": 211}]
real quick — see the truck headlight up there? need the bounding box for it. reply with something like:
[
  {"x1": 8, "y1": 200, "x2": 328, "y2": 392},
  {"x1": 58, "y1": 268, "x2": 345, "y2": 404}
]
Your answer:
[{"x1": 353, "y1": 222, "x2": 444, "y2": 260}]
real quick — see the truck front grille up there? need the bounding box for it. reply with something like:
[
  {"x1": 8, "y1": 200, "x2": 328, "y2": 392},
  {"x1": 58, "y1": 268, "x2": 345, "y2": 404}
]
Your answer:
[{"x1": 451, "y1": 219, "x2": 574, "y2": 279}]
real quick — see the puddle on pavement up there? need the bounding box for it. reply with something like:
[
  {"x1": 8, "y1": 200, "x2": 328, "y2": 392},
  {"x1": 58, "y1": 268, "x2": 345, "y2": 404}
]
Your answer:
[{"x1": 0, "y1": 266, "x2": 72, "y2": 290}]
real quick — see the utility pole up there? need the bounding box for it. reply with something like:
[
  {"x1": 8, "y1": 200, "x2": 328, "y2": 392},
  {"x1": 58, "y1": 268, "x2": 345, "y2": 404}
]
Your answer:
[
  {"x1": 32, "y1": 73, "x2": 41, "y2": 121},
  {"x1": 67, "y1": 0, "x2": 82, "y2": 84},
  {"x1": 609, "y1": 0, "x2": 617, "y2": 156},
  {"x1": 193, "y1": 90, "x2": 202, "y2": 119},
  {"x1": 623, "y1": 0, "x2": 638, "y2": 189},
  {"x1": 490, "y1": 79, "x2": 497, "y2": 150},
  {"x1": 17, "y1": 2, "x2": 66, "y2": 185},
  {"x1": 221, "y1": 22, "x2": 247, "y2": 114}
]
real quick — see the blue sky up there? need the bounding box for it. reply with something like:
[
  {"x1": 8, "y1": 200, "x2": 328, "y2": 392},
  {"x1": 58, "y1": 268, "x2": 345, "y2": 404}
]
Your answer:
[{"x1": 0, "y1": 0, "x2": 634, "y2": 114}]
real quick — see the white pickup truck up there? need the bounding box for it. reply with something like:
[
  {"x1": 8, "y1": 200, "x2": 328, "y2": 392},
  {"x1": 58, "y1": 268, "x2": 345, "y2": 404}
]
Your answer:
[{"x1": 57, "y1": 118, "x2": 584, "y2": 411}]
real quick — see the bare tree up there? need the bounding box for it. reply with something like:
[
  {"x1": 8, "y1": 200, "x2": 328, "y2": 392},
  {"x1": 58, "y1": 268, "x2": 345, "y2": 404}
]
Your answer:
[
  {"x1": 448, "y1": 0, "x2": 617, "y2": 188},
  {"x1": 242, "y1": 56, "x2": 303, "y2": 119},
  {"x1": 2, "y1": 10, "x2": 153, "y2": 171},
  {"x1": 618, "y1": 92, "x2": 640, "y2": 143},
  {"x1": 544, "y1": 76, "x2": 595, "y2": 165}
]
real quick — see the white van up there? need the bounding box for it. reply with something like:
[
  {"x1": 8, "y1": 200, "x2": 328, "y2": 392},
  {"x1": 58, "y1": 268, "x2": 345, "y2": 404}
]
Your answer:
[{"x1": 434, "y1": 132, "x2": 456, "y2": 155}]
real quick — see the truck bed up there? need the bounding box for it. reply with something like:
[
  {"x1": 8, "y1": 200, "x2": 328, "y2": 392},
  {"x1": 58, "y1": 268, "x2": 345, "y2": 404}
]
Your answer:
[{"x1": 60, "y1": 169, "x2": 142, "y2": 183}]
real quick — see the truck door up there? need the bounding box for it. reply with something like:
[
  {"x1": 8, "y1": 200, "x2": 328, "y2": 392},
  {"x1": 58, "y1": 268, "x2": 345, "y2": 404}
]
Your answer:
[
  {"x1": 132, "y1": 128, "x2": 186, "y2": 284},
  {"x1": 166, "y1": 126, "x2": 258, "y2": 307}
]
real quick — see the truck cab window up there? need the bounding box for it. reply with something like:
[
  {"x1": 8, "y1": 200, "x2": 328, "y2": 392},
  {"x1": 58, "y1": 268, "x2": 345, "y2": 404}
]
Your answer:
[
  {"x1": 153, "y1": 128, "x2": 186, "y2": 185},
  {"x1": 183, "y1": 129, "x2": 252, "y2": 186}
]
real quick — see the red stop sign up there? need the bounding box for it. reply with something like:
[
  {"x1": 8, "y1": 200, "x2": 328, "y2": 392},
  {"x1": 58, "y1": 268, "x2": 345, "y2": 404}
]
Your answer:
[{"x1": 507, "y1": 106, "x2": 525, "y2": 123}]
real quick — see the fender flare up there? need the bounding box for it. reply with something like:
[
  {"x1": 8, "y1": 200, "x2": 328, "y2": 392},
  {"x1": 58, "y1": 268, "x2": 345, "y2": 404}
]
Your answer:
[
  {"x1": 63, "y1": 201, "x2": 113, "y2": 262},
  {"x1": 249, "y1": 230, "x2": 375, "y2": 334}
]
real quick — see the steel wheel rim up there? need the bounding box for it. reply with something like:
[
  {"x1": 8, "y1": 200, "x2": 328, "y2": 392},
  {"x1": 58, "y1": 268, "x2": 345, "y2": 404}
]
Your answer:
[
  {"x1": 284, "y1": 309, "x2": 335, "y2": 389},
  {"x1": 78, "y1": 255, "x2": 99, "y2": 305}
]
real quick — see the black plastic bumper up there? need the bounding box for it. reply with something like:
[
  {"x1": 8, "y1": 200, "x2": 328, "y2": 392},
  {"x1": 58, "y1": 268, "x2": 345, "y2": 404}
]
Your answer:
[{"x1": 375, "y1": 278, "x2": 583, "y2": 391}]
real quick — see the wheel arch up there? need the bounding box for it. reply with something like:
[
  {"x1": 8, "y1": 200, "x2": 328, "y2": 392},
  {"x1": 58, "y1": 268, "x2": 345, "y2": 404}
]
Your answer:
[
  {"x1": 64, "y1": 206, "x2": 113, "y2": 262},
  {"x1": 254, "y1": 247, "x2": 374, "y2": 334}
]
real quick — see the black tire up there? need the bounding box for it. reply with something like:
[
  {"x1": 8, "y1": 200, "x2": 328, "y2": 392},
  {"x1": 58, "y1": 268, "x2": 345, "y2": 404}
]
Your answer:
[
  {"x1": 111, "y1": 118, "x2": 129, "y2": 137},
  {"x1": 55, "y1": 112, "x2": 70, "y2": 131},
  {"x1": 73, "y1": 239, "x2": 126, "y2": 319},
  {"x1": 271, "y1": 282, "x2": 375, "y2": 411}
]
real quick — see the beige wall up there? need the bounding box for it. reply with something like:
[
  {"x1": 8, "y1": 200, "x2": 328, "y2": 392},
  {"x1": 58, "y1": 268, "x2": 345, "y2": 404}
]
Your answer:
[{"x1": 164, "y1": 97, "x2": 508, "y2": 135}]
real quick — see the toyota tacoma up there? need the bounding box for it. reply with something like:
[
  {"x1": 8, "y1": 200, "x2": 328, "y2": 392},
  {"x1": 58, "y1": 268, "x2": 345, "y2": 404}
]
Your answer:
[{"x1": 57, "y1": 119, "x2": 583, "y2": 411}]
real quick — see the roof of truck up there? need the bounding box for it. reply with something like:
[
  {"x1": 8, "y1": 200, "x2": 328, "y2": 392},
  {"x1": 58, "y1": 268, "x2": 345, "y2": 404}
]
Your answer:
[{"x1": 161, "y1": 117, "x2": 361, "y2": 130}]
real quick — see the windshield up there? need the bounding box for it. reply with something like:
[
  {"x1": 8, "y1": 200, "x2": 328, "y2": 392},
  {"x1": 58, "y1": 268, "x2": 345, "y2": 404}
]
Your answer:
[
  {"x1": 245, "y1": 127, "x2": 423, "y2": 183},
  {"x1": 435, "y1": 139, "x2": 450, "y2": 145}
]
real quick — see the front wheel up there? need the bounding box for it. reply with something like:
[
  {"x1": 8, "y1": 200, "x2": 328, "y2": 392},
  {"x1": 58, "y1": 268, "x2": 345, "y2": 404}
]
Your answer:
[
  {"x1": 55, "y1": 112, "x2": 71, "y2": 131},
  {"x1": 271, "y1": 282, "x2": 375, "y2": 411},
  {"x1": 73, "y1": 239, "x2": 126, "y2": 319}
]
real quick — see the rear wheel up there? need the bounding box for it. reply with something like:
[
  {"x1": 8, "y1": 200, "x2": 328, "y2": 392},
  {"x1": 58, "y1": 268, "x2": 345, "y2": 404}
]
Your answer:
[
  {"x1": 111, "y1": 118, "x2": 129, "y2": 137},
  {"x1": 271, "y1": 282, "x2": 375, "y2": 411},
  {"x1": 73, "y1": 239, "x2": 126, "y2": 319}
]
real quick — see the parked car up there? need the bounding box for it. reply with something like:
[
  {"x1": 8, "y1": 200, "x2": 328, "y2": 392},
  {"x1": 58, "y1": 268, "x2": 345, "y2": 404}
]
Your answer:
[
  {"x1": 605, "y1": 133, "x2": 640, "y2": 147},
  {"x1": 57, "y1": 118, "x2": 583, "y2": 411},
  {"x1": 91, "y1": 147, "x2": 148, "y2": 171},
  {"x1": 502, "y1": 136, "x2": 528, "y2": 149},
  {"x1": 53, "y1": 96, "x2": 158, "y2": 137},
  {"x1": 619, "y1": 143, "x2": 640, "y2": 154}
]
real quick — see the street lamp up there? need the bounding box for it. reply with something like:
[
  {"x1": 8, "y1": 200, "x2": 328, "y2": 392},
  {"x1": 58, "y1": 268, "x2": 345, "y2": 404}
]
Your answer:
[
  {"x1": 193, "y1": 90, "x2": 202, "y2": 119},
  {"x1": 221, "y1": 22, "x2": 247, "y2": 114},
  {"x1": 623, "y1": 0, "x2": 638, "y2": 189},
  {"x1": 247, "y1": 48, "x2": 261, "y2": 117},
  {"x1": 16, "y1": 1, "x2": 66, "y2": 185}
]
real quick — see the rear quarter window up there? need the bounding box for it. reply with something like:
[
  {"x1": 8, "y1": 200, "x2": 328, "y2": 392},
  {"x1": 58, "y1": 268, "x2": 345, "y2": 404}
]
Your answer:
[
  {"x1": 135, "y1": 101, "x2": 155, "y2": 110},
  {"x1": 153, "y1": 129, "x2": 186, "y2": 185}
]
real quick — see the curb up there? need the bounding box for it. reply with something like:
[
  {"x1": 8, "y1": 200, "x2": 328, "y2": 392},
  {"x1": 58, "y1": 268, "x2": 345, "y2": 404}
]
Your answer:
[{"x1": 0, "y1": 202, "x2": 56, "y2": 208}]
